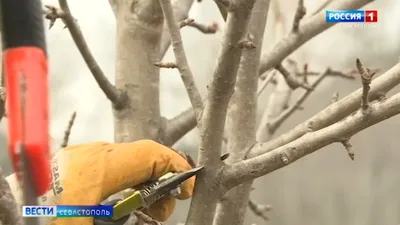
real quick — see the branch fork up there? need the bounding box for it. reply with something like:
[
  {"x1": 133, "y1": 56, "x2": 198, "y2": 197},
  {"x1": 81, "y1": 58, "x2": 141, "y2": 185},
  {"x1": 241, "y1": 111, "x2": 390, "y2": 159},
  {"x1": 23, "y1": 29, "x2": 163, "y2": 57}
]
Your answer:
[{"x1": 275, "y1": 63, "x2": 312, "y2": 90}]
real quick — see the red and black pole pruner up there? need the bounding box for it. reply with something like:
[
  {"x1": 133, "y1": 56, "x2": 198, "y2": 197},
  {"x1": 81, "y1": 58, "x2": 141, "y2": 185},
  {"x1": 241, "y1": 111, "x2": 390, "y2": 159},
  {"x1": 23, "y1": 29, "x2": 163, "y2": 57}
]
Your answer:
[{"x1": 0, "y1": 0, "x2": 51, "y2": 207}]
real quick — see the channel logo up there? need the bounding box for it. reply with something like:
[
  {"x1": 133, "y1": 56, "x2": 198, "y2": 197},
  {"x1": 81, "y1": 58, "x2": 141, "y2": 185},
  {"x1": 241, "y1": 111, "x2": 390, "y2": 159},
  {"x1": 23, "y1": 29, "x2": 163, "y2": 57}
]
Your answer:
[{"x1": 326, "y1": 10, "x2": 378, "y2": 23}]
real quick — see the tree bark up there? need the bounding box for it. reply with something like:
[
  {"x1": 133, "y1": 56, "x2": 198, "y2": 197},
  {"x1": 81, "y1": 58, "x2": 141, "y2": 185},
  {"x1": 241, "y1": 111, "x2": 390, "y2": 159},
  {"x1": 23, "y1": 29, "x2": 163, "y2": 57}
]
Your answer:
[
  {"x1": 213, "y1": 0, "x2": 271, "y2": 224},
  {"x1": 185, "y1": 1, "x2": 256, "y2": 224},
  {"x1": 110, "y1": 0, "x2": 164, "y2": 142}
]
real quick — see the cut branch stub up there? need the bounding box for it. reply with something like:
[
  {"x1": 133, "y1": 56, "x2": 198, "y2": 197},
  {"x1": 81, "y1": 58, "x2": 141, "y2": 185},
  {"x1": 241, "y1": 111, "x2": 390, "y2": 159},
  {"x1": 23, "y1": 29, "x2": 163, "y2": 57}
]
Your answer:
[
  {"x1": 43, "y1": 5, "x2": 65, "y2": 29},
  {"x1": 340, "y1": 138, "x2": 355, "y2": 160}
]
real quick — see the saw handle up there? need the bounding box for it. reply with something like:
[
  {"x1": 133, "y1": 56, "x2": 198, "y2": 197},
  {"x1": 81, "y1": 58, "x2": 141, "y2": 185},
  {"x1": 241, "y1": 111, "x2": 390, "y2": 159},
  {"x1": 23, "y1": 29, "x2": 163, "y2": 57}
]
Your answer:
[{"x1": 94, "y1": 199, "x2": 131, "y2": 225}]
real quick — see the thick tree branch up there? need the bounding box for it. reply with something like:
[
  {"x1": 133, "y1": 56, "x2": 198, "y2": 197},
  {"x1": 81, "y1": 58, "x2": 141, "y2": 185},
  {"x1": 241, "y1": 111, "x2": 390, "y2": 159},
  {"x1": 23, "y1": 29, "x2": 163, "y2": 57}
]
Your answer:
[
  {"x1": 249, "y1": 61, "x2": 400, "y2": 157},
  {"x1": 0, "y1": 168, "x2": 23, "y2": 225},
  {"x1": 258, "y1": 0, "x2": 374, "y2": 75},
  {"x1": 185, "y1": 1, "x2": 256, "y2": 224},
  {"x1": 164, "y1": 108, "x2": 196, "y2": 146},
  {"x1": 213, "y1": 0, "x2": 271, "y2": 224},
  {"x1": 45, "y1": 2, "x2": 126, "y2": 108},
  {"x1": 222, "y1": 91, "x2": 400, "y2": 190},
  {"x1": 159, "y1": 0, "x2": 204, "y2": 121}
]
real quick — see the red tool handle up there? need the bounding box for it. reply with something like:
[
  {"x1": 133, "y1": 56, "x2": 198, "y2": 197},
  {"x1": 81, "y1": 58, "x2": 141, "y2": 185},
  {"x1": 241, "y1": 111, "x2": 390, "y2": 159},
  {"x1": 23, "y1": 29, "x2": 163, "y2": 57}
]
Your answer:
[
  {"x1": 4, "y1": 48, "x2": 51, "y2": 196},
  {"x1": 1, "y1": 0, "x2": 51, "y2": 197}
]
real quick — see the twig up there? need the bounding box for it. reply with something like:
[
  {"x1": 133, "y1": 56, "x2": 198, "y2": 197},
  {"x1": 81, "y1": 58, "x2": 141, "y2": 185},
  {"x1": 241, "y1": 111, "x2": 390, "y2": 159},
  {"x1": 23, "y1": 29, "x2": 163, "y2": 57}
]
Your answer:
[
  {"x1": 267, "y1": 69, "x2": 330, "y2": 134},
  {"x1": 160, "y1": 0, "x2": 198, "y2": 58},
  {"x1": 292, "y1": 0, "x2": 306, "y2": 33},
  {"x1": 47, "y1": 2, "x2": 126, "y2": 108},
  {"x1": 248, "y1": 199, "x2": 272, "y2": 221},
  {"x1": 158, "y1": 0, "x2": 203, "y2": 121},
  {"x1": 187, "y1": 21, "x2": 219, "y2": 34},
  {"x1": 356, "y1": 58, "x2": 376, "y2": 110},
  {"x1": 340, "y1": 139, "x2": 355, "y2": 160},
  {"x1": 0, "y1": 168, "x2": 23, "y2": 225},
  {"x1": 331, "y1": 92, "x2": 339, "y2": 103},
  {"x1": 133, "y1": 211, "x2": 163, "y2": 225},
  {"x1": 275, "y1": 63, "x2": 311, "y2": 90},
  {"x1": 60, "y1": 111, "x2": 76, "y2": 148},
  {"x1": 154, "y1": 62, "x2": 178, "y2": 69},
  {"x1": 257, "y1": 70, "x2": 276, "y2": 96},
  {"x1": 302, "y1": 63, "x2": 309, "y2": 84},
  {"x1": 178, "y1": 18, "x2": 195, "y2": 28},
  {"x1": 295, "y1": 69, "x2": 358, "y2": 80}
]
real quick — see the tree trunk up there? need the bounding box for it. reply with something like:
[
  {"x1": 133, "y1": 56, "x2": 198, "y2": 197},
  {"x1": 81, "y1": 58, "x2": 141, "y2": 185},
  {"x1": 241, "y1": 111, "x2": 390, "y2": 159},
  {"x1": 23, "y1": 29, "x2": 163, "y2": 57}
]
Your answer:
[{"x1": 112, "y1": 0, "x2": 164, "y2": 143}]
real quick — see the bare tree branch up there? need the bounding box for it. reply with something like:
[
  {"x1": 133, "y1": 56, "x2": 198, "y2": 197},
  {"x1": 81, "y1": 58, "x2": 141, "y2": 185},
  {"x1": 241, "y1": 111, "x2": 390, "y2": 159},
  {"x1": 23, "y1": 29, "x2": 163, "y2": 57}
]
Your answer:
[
  {"x1": 258, "y1": 0, "x2": 374, "y2": 76},
  {"x1": 275, "y1": 63, "x2": 311, "y2": 90},
  {"x1": 0, "y1": 168, "x2": 23, "y2": 225},
  {"x1": 257, "y1": 70, "x2": 276, "y2": 96},
  {"x1": 154, "y1": 62, "x2": 178, "y2": 69},
  {"x1": 249, "y1": 61, "x2": 400, "y2": 158},
  {"x1": 186, "y1": 0, "x2": 256, "y2": 224},
  {"x1": 159, "y1": 0, "x2": 204, "y2": 121},
  {"x1": 164, "y1": 107, "x2": 196, "y2": 146},
  {"x1": 187, "y1": 21, "x2": 219, "y2": 34},
  {"x1": 60, "y1": 111, "x2": 76, "y2": 148},
  {"x1": 45, "y1": 3, "x2": 126, "y2": 108},
  {"x1": 267, "y1": 68, "x2": 330, "y2": 134},
  {"x1": 162, "y1": 0, "x2": 374, "y2": 147},
  {"x1": 248, "y1": 199, "x2": 272, "y2": 221},
  {"x1": 213, "y1": 0, "x2": 271, "y2": 224},
  {"x1": 292, "y1": 0, "x2": 306, "y2": 33},
  {"x1": 160, "y1": 0, "x2": 196, "y2": 58},
  {"x1": 178, "y1": 18, "x2": 195, "y2": 28},
  {"x1": 222, "y1": 90, "x2": 400, "y2": 190}
]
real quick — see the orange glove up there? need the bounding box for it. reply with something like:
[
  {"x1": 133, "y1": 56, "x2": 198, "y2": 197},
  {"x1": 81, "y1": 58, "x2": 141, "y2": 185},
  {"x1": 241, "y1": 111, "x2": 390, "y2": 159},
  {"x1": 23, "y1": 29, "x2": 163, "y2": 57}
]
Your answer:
[{"x1": 50, "y1": 140, "x2": 195, "y2": 225}]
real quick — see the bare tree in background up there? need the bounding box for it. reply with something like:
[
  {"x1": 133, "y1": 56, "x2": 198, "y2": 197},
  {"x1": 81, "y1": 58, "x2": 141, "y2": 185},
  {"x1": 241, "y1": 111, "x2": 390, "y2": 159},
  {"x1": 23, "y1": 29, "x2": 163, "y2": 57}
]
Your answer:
[{"x1": 2, "y1": 0, "x2": 400, "y2": 224}]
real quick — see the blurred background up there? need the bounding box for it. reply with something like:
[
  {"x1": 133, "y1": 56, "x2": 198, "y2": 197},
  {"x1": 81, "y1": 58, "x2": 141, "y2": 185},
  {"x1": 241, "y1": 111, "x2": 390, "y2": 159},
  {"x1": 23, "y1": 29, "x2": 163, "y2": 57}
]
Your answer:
[{"x1": 1, "y1": 0, "x2": 400, "y2": 224}]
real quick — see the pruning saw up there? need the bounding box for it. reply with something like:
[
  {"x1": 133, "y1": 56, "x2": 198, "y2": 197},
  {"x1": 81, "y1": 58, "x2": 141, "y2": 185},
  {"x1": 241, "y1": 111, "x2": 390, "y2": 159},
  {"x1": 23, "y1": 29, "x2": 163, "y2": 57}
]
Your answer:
[
  {"x1": 94, "y1": 166, "x2": 203, "y2": 225},
  {"x1": 1, "y1": 0, "x2": 51, "y2": 225}
]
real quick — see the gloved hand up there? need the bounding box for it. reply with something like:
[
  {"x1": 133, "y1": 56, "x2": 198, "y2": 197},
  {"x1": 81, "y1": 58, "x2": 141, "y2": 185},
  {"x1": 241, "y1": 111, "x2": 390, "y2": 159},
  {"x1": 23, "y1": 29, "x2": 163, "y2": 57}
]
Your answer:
[{"x1": 6, "y1": 140, "x2": 196, "y2": 225}]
